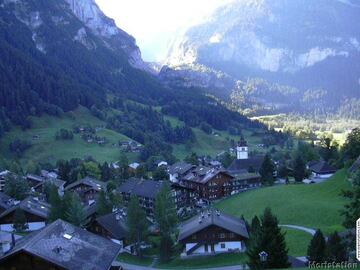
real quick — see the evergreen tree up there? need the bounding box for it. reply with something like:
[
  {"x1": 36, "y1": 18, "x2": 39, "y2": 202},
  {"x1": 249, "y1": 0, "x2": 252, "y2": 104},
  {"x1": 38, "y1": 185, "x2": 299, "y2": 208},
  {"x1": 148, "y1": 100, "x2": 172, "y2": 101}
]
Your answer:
[
  {"x1": 65, "y1": 193, "x2": 88, "y2": 228},
  {"x1": 153, "y1": 167, "x2": 169, "y2": 181},
  {"x1": 326, "y1": 232, "x2": 347, "y2": 262},
  {"x1": 100, "y1": 162, "x2": 111, "y2": 182},
  {"x1": 155, "y1": 184, "x2": 178, "y2": 234},
  {"x1": 293, "y1": 153, "x2": 306, "y2": 182},
  {"x1": 4, "y1": 174, "x2": 29, "y2": 200},
  {"x1": 97, "y1": 190, "x2": 113, "y2": 216},
  {"x1": 48, "y1": 185, "x2": 65, "y2": 222},
  {"x1": 13, "y1": 208, "x2": 28, "y2": 232},
  {"x1": 259, "y1": 154, "x2": 275, "y2": 185},
  {"x1": 307, "y1": 230, "x2": 326, "y2": 263},
  {"x1": 159, "y1": 234, "x2": 174, "y2": 263},
  {"x1": 155, "y1": 184, "x2": 178, "y2": 262},
  {"x1": 341, "y1": 170, "x2": 360, "y2": 228},
  {"x1": 247, "y1": 208, "x2": 290, "y2": 269},
  {"x1": 127, "y1": 196, "x2": 148, "y2": 256}
]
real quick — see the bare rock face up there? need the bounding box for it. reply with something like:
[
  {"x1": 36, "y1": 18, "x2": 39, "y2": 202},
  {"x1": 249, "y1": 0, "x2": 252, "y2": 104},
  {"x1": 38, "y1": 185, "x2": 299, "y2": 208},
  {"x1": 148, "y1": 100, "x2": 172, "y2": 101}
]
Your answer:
[
  {"x1": 164, "y1": 0, "x2": 360, "y2": 103},
  {"x1": 64, "y1": 0, "x2": 151, "y2": 72}
]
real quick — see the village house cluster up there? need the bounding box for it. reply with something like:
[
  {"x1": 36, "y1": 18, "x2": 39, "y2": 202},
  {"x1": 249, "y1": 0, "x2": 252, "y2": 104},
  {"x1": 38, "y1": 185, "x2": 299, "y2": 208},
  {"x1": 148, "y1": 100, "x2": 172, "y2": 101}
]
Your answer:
[{"x1": 0, "y1": 137, "x2": 340, "y2": 269}]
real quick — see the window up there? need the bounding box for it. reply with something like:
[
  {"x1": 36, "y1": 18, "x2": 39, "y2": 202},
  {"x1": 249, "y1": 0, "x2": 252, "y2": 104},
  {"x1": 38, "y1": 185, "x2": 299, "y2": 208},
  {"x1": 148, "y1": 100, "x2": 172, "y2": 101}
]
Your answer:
[
  {"x1": 221, "y1": 243, "x2": 226, "y2": 249},
  {"x1": 220, "y1": 233, "x2": 225, "y2": 239},
  {"x1": 192, "y1": 235, "x2": 197, "y2": 240},
  {"x1": 229, "y1": 233, "x2": 235, "y2": 238}
]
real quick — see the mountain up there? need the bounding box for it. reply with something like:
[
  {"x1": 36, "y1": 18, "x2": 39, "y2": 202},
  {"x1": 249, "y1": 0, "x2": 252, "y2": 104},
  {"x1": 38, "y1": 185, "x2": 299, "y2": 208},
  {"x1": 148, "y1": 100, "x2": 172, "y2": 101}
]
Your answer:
[
  {"x1": 0, "y1": 0, "x2": 264, "y2": 162},
  {"x1": 164, "y1": 0, "x2": 360, "y2": 115}
]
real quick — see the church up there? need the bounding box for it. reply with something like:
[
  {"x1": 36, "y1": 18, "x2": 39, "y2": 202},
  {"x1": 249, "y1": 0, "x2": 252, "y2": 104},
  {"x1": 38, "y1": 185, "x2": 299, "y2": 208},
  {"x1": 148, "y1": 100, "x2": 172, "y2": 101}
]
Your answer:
[
  {"x1": 227, "y1": 137, "x2": 263, "y2": 193},
  {"x1": 228, "y1": 137, "x2": 264, "y2": 174}
]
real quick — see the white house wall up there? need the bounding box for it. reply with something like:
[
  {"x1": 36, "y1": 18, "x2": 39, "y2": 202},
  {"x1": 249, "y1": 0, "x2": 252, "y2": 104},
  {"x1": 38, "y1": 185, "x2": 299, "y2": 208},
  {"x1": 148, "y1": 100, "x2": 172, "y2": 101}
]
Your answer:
[{"x1": 185, "y1": 241, "x2": 243, "y2": 255}]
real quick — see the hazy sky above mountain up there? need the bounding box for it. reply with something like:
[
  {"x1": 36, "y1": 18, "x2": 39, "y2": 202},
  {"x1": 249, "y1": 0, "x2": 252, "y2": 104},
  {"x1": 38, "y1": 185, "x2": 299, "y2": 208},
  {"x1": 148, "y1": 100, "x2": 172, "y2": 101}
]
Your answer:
[{"x1": 95, "y1": 0, "x2": 231, "y2": 62}]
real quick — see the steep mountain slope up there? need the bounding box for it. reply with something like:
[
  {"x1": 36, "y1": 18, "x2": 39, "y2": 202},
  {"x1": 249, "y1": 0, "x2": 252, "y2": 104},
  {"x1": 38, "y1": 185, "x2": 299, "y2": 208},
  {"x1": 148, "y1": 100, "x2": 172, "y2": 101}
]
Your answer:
[
  {"x1": 0, "y1": 0, "x2": 165, "y2": 127},
  {"x1": 0, "y1": 0, "x2": 266, "y2": 163},
  {"x1": 164, "y1": 0, "x2": 360, "y2": 114}
]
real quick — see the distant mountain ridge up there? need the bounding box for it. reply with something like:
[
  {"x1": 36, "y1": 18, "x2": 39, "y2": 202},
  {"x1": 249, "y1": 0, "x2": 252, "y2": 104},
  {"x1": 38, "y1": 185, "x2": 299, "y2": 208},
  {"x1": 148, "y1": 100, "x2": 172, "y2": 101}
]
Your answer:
[{"x1": 163, "y1": 0, "x2": 360, "y2": 115}]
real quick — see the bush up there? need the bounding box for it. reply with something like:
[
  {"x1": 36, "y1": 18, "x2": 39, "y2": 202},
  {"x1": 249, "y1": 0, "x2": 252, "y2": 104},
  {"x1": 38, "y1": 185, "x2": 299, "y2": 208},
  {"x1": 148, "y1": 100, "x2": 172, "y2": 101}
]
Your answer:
[{"x1": 55, "y1": 129, "x2": 74, "y2": 140}]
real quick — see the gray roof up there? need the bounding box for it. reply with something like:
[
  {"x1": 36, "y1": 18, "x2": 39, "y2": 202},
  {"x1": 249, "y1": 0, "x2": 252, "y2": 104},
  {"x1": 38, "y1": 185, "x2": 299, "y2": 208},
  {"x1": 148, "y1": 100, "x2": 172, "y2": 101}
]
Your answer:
[
  {"x1": 118, "y1": 178, "x2": 164, "y2": 199},
  {"x1": 0, "y1": 196, "x2": 50, "y2": 220},
  {"x1": 168, "y1": 162, "x2": 194, "y2": 175},
  {"x1": 27, "y1": 174, "x2": 65, "y2": 190},
  {"x1": 178, "y1": 209, "x2": 249, "y2": 241},
  {"x1": 96, "y1": 211, "x2": 128, "y2": 240},
  {"x1": 228, "y1": 157, "x2": 264, "y2": 174},
  {"x1": 65, "y1": 177, "x2": 106, "y2": 192},
  {"x1": 0, "y1": 219, "x2": 121, "y2": 270},
  {"x1": 309, "y1": 160, "x2": 336, "y2": 174},
  {"x1": 350, "y1": 156, "x2": 360, "y2": 173},
  {"x1": 182, "y1": 166, "x2": 233, "y2": 184}
]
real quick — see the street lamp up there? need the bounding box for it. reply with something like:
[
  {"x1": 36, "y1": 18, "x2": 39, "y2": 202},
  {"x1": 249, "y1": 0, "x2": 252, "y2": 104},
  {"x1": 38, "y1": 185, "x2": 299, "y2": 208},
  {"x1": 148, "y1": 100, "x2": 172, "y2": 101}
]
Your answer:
[{"x1": 259, "y1": 251, "x2": 268, "y2": 268}]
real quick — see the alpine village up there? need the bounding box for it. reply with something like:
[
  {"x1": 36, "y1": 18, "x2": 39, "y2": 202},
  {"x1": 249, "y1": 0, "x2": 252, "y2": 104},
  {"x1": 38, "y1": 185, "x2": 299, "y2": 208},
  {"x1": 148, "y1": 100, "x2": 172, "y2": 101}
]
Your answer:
[{"x1": 0, "y1": 0, "x2": 360, "y2": 270}]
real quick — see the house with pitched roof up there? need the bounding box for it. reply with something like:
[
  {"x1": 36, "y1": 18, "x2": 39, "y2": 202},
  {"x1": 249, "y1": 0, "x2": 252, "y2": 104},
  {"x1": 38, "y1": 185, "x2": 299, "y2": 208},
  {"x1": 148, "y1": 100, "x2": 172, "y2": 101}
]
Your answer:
[
  {"x1": 0, "y1": 219, "x2": 121, "y2": 270},
  {"x1": 179, "y1": 166, "x2": 234, "y2": 201},
  {"x1": 178, "y1": 209, "x2": 249, "y2": 256},
  {"x1": 65, "y1": 177, "x2": 106, "y2": 205},
  {"x1": 88, "y1": 210, "x2": 129, "y2": 248},
  {"x1": 168, "y1": 162, "x2": 195, "y2": 183},
  {"x1": 308, "y1": 160, "x2": 337, "y2": 178},
  {"x1": 0, "y1": 196, "x2": 50, "y2": 232},
  {"x1": 118, "y1": 178, "x2": 165, "y2": 217}
]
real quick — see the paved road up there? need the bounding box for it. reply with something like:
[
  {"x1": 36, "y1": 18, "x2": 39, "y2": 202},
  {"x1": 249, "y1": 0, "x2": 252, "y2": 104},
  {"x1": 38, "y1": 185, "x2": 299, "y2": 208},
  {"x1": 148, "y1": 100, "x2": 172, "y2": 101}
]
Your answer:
[
  {"x1": 113, "y1": 261, "x2": 246, "y2": 270},
  {"x1": 280, "y1": 224, "x2": 317, "y2": 236}
]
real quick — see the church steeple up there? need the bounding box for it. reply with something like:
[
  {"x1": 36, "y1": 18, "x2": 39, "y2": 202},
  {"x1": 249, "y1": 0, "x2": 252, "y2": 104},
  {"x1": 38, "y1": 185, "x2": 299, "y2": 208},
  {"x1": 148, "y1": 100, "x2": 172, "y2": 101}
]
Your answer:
[{"x1": 236, "y1": 136, "x2": 248, "y2": 160}]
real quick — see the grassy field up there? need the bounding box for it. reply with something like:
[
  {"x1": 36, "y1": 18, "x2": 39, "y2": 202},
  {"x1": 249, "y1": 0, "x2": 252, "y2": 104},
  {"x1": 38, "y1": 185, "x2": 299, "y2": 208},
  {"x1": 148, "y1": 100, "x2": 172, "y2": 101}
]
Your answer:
[
  {"x1": 282, "y1": 227, "x2": 312, "y2": 257},
  {"x1": 216, "y1": 169, "x2": 349, "y2": 234},
  {"x1": 117, "y1": 253, "x2": 153, "y2": 266},
  {"x1": 156, "y1": 253, "x2": 248, "y2": 269},
  {"x1": 0, "y1": 107, "x2": 137, "y2": 165}
]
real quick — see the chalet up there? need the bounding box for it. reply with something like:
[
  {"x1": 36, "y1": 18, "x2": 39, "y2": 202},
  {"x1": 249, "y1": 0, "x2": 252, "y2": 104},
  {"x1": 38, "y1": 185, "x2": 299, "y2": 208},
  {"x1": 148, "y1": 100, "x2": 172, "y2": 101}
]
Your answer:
[
  {"x1": 179, "y1": 166, "x2": 234, "y2": 201},
  {"x1": 308, "y1": 160, "x2": 337, "y2": 178},
  {"x1": 0, "y1": 170, "x2": 11, "y2": 192},
  {"x1": 0, "y1": 193, "x2": 19, "y2": 215},
  {"x1": 228, "y1": 138, "x2": 264, "y2": 174},
  {"x1": 0, "y1": 219, "x2": 121, "y2": 270},
  {"x1": 178, "y1": 209, "x2": 249, "y2": 256},
  {"x1": 0, "y1": 196, "x2": 50, "y2": 232},
  {"x1": 88, "y1": 210, "x2": 129, "y2": 248},
  {"x1": 26, "y1": 174, "x2": 65, "y2": 196},
  {"x1": 65, "y1": 177, "x2": 106, "y2": 205},
  {"x1": 349, "y1": 156, "x2": 360, "y2": 173},
  {"x1": 231, "y1": 172, "x2": 261, "y2": 194},
  {"x1": 168, "y1": 162, "x2": 195, "y2": 183},
  {"x1": 118, "y1": 178, "x2": 164, "y2": 218}
]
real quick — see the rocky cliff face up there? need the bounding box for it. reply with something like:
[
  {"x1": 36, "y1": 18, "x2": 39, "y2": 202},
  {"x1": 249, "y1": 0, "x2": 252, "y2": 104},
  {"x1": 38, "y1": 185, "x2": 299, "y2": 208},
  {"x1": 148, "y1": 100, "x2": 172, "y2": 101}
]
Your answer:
[
  {"x1": 164, "y1": 0, "x2": 360, "y2": 109},
  {"x1": 64, "y1": 0, "x2": 150, "y2": 71}
]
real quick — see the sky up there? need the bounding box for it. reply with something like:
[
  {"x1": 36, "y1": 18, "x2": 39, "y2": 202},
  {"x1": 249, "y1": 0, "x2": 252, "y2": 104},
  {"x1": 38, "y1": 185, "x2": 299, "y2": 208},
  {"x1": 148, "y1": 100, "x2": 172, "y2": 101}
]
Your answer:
[{"x1": 95, "y1": 0, "x2": 229, "y2": 62}]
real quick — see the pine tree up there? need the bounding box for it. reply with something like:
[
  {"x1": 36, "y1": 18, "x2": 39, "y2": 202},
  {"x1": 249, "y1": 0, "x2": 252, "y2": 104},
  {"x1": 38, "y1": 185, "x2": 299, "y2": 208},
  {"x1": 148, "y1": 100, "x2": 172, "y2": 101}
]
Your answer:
[
  {"x1": 127, "y1": 196, "x2": 148, "y2": 257},
  {"x1": 326, "y1": 232, "x2": 347, "y2": 262},
  {"x1": 155, "y1": 184, "x2": 178, "y2": 262},
  {"x1": 65, "y1": 193, "x2": 88, "y2": 228},
  {"x1": 341, "y1": 170, "x2": 360, "y2": 228},
  {"x1": 293, "y1": 153, "x2": 306, "y2": 182},
  {"x1": 259, "y1": 154, "x2": 275, "y2": 185},
  {"x1": 4, "y1": 174, "x2": 30, "y2": 200},
  {"x1": 13, "y1": 208, "x2": 28, "y2": 232},
  {"x1": 97, "y1": 190, "x2": 112, "y2": 216},
  {"x1": 159, "y1": 234, "x2": 174, "y2": 263},
  {"x1": 48, "y1": 184, "x2": 65, "y2": 222},
  {"x1": 247, "y1": 208, "x2": 290, "y2": 269},
  {"x1": 307, "y1": 230, "x2": 326, "y2": 263}
]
